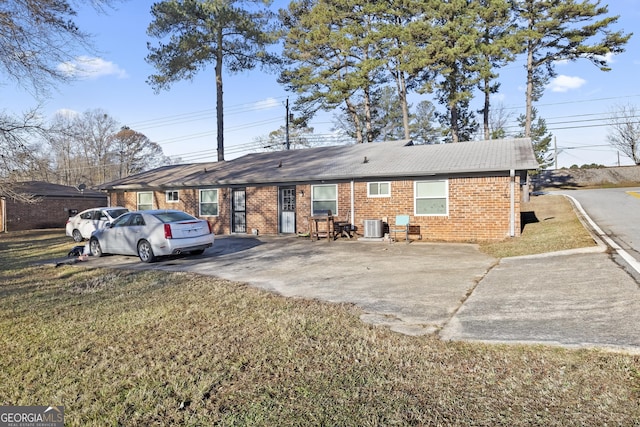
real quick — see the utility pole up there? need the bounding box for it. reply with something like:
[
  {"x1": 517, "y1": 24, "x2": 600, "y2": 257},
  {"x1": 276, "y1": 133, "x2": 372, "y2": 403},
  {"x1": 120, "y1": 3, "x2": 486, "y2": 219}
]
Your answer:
[
  {"x1": 554, "y1": 136, "x2": 558, "y2": 170},
  {"x1": 285, "y1": 98, "x2": 290, "y2": 150}
]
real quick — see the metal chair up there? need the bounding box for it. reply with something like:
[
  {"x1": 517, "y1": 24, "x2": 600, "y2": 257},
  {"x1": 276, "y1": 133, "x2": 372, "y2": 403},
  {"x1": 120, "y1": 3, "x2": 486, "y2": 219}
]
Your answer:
[{"x1": 390, "y1": 215, "x2": 410, "y2": 242}]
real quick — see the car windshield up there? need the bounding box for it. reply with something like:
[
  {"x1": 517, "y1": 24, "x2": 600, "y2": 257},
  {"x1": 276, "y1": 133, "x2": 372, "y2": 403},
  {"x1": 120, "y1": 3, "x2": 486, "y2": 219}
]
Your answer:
[
  {"x1": 107, "y1": 208, "x2": 128, "y2": 219},
  {"x1": 152, "y1": 211, "x2": 197, "y2": 223}
]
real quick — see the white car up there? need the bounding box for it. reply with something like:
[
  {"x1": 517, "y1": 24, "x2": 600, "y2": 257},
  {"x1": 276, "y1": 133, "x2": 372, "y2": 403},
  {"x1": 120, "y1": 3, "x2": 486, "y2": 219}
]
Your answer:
[
  {"x1": 89, "y1": 210, "x2": 215, "y2": 263},
  {"x1": 66, "y1": 207, "x2": 129, "y2": 242}
]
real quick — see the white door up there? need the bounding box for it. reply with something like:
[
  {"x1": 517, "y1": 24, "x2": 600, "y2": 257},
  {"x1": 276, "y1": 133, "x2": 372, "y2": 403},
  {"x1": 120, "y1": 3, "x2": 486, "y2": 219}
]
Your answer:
[{"x1": 279, "y1": 187, "x2": 296, "y2": 234}]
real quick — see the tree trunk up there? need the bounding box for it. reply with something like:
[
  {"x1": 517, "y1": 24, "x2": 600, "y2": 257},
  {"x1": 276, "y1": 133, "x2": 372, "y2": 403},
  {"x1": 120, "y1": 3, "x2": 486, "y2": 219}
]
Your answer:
[
  {"x1": 398, "y1": 71, "x2": 410, "y2": 140},
  {"x1": 216, "y1": 27, "x2": 225, "y2": 161},
  {"x1": 450, "y1": 102, "x2": 459, "y2": 143},
  {"x1": 363, "y1": 85, "x2": 373, "y2": 143},
  {"x1": 391, "y1": 34, "x2": 411, "y2": 140},
  {"x1": 345, "y1": 98, "x2": 364, "y2": 144},
  {"x1": 483, "y1": 76, "x2": 490, "y2": 140},
  {"x1": 525, "y1": 39, "x2": 534, "y2": 138}
]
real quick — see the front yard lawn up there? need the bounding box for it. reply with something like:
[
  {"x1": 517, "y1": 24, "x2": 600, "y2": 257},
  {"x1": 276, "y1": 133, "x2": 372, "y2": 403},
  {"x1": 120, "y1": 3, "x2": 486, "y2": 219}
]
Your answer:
[{"x1": 1, "y1": 196, "x2": 637, "y2": 425}]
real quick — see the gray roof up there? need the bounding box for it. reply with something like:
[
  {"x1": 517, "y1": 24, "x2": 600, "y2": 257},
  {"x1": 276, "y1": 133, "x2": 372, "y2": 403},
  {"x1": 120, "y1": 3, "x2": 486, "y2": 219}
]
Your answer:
[
  {"x1": 2, "y1": 181, "x2": 106, "y2": 198},
  {"x1": 100, "y1": 138, "x2": 538, "y2": 190}
]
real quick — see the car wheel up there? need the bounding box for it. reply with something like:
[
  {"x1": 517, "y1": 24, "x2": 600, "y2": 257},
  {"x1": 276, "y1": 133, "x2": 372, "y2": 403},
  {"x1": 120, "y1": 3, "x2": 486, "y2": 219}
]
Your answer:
[
  {"x1": 137, "y1": 240, "x2": 156, "y2": 263},
  {"x1": 89, "y1": 238, "x2": 103, "y2": 257},
  {"x1": 190, "y1": 249, "x2": 205, "y2": 256},
  {"x1": 72, "y1": 229, "x2": 83, "y2": 242}
]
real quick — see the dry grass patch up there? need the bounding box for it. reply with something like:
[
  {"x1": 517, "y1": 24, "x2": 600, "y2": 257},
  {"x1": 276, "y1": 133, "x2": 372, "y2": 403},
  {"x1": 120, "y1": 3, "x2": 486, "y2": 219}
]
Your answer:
[
  {"x1": 0, "y1": 218, "x2": 637, "y2": 425},
  {"x1": 480, "y1": 194, "x2": 597, "y2": 258},
  {"x1": 1, "y1": 265, "x2": 640, "y2": 425}
]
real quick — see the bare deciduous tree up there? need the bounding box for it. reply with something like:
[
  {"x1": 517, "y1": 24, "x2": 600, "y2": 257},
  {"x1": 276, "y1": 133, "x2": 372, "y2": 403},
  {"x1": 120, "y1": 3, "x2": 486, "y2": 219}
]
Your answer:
[
  {"x1": 488, "y1": 102, "x2": 514, "y2": 140},
  {"x1": 0, "y1": 0, "x2": 122, "y2": 202},
  {"x1": 608, "y1": 103, "x2": 640, "y2": 165},
  {"x1": 1, "y1": 108, "x2": 60, "y2": 202},
  {"x1": 110, "y1": 127, "x2": 169, "y2": 178},
  {"x1": 0, "y1": 0, "x2": 120, "y2": 96}
]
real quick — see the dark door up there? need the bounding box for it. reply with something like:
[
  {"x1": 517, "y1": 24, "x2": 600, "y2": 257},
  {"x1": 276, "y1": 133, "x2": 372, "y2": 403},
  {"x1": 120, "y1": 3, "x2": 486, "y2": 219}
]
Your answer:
[
  {"x1": 232, "y1": 188, "x2": 246, "y2": 233},
  {"x1": 279, "y1": 187, "x2": 296, "y2": 234}
]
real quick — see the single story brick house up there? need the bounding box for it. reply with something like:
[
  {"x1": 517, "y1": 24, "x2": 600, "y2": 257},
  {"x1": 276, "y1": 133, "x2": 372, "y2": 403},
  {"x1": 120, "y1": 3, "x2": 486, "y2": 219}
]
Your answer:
[
  {"x1": 0, "y1": 181, "x2": 108, "y2": 232},
  {"x1": 97, "y1": 138, "x2": 538, "y2": 242}
]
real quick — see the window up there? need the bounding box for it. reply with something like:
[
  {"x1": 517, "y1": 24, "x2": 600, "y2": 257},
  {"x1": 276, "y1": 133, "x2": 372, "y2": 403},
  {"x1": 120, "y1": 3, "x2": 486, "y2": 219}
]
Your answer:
[
  {"x1": 166, "y1": 190, "x2": 179, "y2": 203},
  {"x1": 130, "y1": 214, "x2": 146, "y2": 226},
  {"x1": 415, "y1": 180, "x2": 448, "y2": 216},
  {"x1": 199, "y1": 189, "x2": 219, "y2": 216},
  {"x1": 368, "y1": 182, "x2": 390, "y2": 197},
  {"x1": 137, "y1": 192, "x2": 153, "y2": 210},
  {"x1": 311, "y1": 184, "x2": 337, "y2": 215},
  {"x1": 112, "y1": 213, "x2": 132, "y2": 227}
]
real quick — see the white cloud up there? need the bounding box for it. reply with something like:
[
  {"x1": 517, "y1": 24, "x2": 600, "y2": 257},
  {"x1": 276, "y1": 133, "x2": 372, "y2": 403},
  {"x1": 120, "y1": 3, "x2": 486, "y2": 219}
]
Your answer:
[
  {"x1": 492, "y1": 93, "x2": 506, "y2": 103},
  {"x1": 54, "y1": 108, "x2": 80, "y2": 118},
  {"x1": 548, "y1": 75, "x2": 586, "y2": 92},
  {"x1": 253, "y1": 97, "x2": 281, "y2": 110},
  {"x1": 58, "y1": 56, "x2": 128, "y2": 80},
  {"x1": 595, "y1": 51, "x2": 615, "y2": 64}
]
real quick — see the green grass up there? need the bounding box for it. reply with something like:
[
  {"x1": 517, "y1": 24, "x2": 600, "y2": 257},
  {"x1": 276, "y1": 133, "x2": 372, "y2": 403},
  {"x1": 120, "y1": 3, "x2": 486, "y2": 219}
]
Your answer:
[{"x1": 1, "y1": 206, "x2": 638, "y2": 425}]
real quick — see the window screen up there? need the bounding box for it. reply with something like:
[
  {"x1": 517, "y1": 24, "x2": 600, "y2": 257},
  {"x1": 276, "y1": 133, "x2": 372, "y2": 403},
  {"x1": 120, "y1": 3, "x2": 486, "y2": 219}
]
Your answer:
[
  {"x1": 415, "y1": 180, "x2": 448, "y2": 215},
  {"x1": 200, "y1": 189, "x2": 219, "y2": 216},
  {"x1": 137, "y1": 192, "x2": 153, "y2": 210},
  {"x1": 311, "y1": 184, "x2": 337, "y2": 216}
]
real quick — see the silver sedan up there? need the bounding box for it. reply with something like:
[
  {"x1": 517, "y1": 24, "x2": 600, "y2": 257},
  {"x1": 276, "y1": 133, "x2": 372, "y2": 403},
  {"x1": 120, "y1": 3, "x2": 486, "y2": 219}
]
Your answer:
[{"x1": 89, "y1": 210, "x2": 215, "y2": 263}]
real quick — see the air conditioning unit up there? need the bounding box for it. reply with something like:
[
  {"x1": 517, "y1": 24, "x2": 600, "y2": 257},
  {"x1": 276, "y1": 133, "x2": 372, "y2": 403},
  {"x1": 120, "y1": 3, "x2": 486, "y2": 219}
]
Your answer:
[{"x1": 363, "y1": 219, "x2": 383, "y2": 238}]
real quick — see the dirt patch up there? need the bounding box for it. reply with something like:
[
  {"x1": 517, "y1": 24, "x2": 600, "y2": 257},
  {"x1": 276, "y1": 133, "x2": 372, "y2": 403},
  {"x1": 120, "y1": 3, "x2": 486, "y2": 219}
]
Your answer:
[{"x1": 535, "y1": 165, "x2": 640, "y2": 190}]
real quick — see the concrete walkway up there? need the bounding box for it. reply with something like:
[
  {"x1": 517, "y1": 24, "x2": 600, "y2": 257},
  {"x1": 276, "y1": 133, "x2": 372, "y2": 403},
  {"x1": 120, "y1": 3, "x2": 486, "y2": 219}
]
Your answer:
[{"x1": 439, "y1": 250, "x2": 640, "y2": 353}]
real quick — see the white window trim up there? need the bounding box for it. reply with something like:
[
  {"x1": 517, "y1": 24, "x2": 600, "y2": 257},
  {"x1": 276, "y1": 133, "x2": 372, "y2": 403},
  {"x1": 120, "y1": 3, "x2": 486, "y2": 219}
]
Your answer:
[
  {"x1": 414, "y1": 179, "x2": 449, "y2": 216},
  {"x1": 137, "y1": 191, "x2": 153, "y2": 210},
  {"x1": 311, "y1": 184, "x2": 338, "y2": 216},
  {"x1": 166, "y1": 190, "x2": 179, "y2": 203},
  {"x1": 199, "y1": 188, "x2": 219, "y2": 217},
  {"x1": 367, "y1": 181, "x2": 391, "y2": 198}
]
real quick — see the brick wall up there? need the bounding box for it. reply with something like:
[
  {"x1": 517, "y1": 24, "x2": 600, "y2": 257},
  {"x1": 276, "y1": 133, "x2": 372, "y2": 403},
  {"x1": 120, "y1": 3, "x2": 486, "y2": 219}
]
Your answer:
[
  {"x1": 351, "y1": 176, "x2": 520, "y2": 242},
  {"x1": 2, "y1": 196, "x2": 107, "y2": 232},
  {"x1": 108, "y1": 175, "x2": 522, "y2": 242}
]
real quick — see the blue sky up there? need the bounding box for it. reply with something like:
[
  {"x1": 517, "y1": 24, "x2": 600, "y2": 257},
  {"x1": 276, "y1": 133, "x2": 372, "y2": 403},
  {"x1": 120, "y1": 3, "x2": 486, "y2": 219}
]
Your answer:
[{"x1": 5, "y1": 0, "x2": 640, "y2": 168}]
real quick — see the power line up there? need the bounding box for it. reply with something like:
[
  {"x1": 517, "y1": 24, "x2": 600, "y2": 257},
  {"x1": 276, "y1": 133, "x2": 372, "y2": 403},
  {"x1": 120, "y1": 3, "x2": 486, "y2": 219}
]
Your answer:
[{"x1": 112, "y1": 90, "x2": 640, "y2": 162}]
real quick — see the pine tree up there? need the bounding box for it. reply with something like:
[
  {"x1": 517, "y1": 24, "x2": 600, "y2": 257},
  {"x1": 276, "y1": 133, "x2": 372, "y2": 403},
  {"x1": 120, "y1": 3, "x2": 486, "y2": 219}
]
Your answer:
[
  {"x1": 517, "y1": 107, "x2": 553, "y2": 169},
  {"x1": 514, "y1": 0, "x2": 631, "y2": 137},
  {"x1": 146, "y1": 0, "x2": 280, "y2": 161}
]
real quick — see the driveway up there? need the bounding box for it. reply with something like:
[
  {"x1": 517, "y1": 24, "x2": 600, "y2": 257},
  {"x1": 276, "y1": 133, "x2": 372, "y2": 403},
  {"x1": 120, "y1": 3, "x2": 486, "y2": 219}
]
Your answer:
[
  {"x1": 77, "y1": 236, "x2": 497, "y2": 336},
  {"x1": 69, "y1": 225, "x2": 640, "y2": 353}
]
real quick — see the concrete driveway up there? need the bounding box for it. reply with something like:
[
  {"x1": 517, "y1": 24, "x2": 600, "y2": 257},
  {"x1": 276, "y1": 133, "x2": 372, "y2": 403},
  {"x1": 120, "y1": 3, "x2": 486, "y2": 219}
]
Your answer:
[
  {"x1": 68, "y1": 231, "x2": 640, "y2": 353},
  {"x1": 76, "y1": 236, "x2": 496, "y2": 336}
]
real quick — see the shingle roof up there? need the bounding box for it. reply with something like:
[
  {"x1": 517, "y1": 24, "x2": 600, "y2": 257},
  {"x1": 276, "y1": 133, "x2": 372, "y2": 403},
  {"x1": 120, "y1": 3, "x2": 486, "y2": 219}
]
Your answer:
[
  {"x1": 99, "y1": 138, "x2": 538, "y2": 190},
  {"x1": 2, "y1": 181, "x2": 106, "y2": 198}
]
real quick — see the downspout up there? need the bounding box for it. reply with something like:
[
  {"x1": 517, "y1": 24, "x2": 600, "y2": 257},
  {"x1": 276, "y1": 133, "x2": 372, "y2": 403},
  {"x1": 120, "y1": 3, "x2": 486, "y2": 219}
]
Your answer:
[
  {"x1": 350, "y1": 180, "x2": 355, "y2": 224},
  {"x1": 510, "y1": 169, "x2": 515, "y2": 237},
  {"x1": 1, "y1": 197, "x2": 5, "y2": 233}
]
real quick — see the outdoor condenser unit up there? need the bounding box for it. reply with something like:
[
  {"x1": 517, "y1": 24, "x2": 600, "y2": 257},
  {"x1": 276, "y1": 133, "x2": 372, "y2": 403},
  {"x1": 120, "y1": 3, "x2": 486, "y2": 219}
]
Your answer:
[{"x1": 363, "y1": 219, "x2": 384, "y2": 238}]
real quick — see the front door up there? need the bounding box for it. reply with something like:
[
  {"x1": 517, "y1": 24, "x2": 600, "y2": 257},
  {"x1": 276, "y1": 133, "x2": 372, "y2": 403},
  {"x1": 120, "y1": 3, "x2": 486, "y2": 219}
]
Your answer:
[
  {"x1": 279, "y1": 187, "x2": 296, "y2": 234},
  {"x1": 231, "y1": 188, "x2": 246, "y2": 233}
]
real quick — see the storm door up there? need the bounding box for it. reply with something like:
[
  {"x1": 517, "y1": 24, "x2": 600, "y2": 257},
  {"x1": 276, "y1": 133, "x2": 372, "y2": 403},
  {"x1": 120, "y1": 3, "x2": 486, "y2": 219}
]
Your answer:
[
  {"x1": 231, "y1": 188, "x2": 246, "y2": 233},
  {"x1": 279, "y1": 187, "x2": 296, "y2": 234}
]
